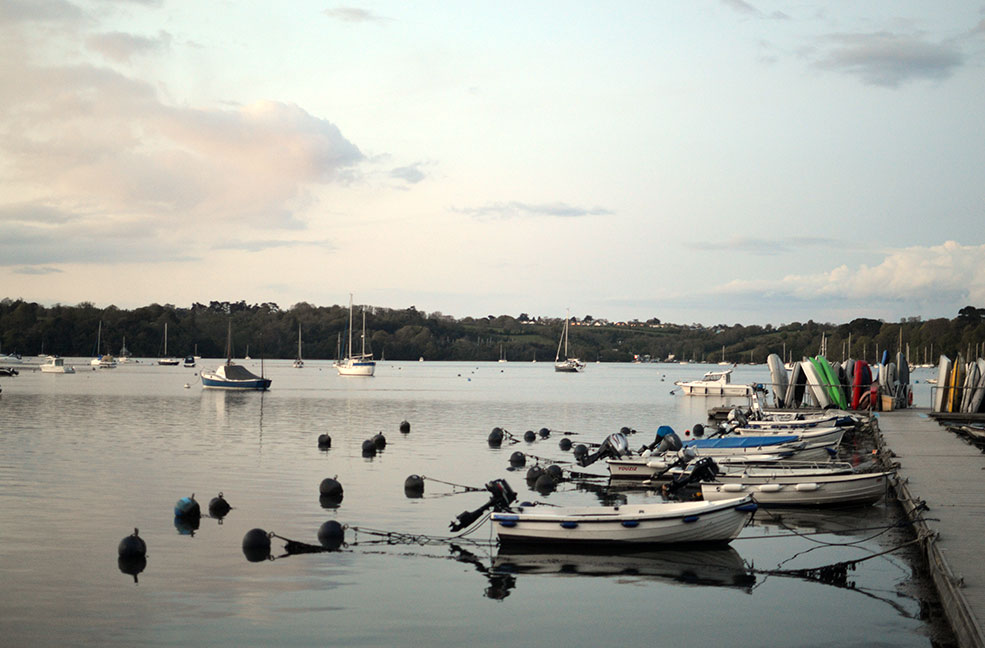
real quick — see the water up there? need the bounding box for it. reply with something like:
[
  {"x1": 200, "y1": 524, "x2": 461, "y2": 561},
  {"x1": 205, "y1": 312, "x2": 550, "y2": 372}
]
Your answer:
[{"x1": 0, "y1": 360, "x2": 944, "y2": 646}]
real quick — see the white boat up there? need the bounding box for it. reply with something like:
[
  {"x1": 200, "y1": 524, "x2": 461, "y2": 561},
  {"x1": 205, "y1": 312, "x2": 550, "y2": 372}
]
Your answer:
[
  {"x1": 675, "y1": 369, "x2": 750, "y2": 396},
  {"x1": 335, "y1": 294, "x2": 375, "y2": 376},
  {"x1": 554, "y1": 310, "x2": 584, "y2": 373},
  {"x1": 158, "y1": 323, "x2": 179, "y2": 366},
  {"x1": 117, "y1": 337, "x2": 131, "y2": 364},
  {"x1": 90, "y1": 321, "x2": 117, "y2": 368},
  {"x1": 40, "y1": 355, "x2": 75, "y2": 374},
  {"x1": 293, "y1": 323, "x2": 304, "y2": 368},
  {"x1": 183, "y1": 355, "x2": 196, "y2": 368},
  {"x1": 722, "y1": 424, "x2": 847, "y2": 452},
  {"x1": 498, "y1": 345, "x2": 507, "y2": 363},
  {"x1": 700, "y1": 471, "x2": 891, "y2": 507},
  {"x1": 491, "y1": 496, "x2": 756, "y2": 545},
  {"x1": 201, "y1": 323, "x2": 271, "y2": 390}
]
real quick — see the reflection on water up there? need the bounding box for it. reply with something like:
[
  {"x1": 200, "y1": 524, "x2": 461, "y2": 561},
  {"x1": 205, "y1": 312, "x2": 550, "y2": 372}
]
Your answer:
[{"x1": 0, "y1": 360, "x2": 945, "y2": 647}]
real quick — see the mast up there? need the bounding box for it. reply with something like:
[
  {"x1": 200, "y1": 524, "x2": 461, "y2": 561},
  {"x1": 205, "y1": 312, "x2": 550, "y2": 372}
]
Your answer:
[
  {"x1": 347, "y1": 293, "x2": 354, "y2": 361},
  {"x1": 225, "y1": 321, "x2": 232, "y2": 364},
  {"x1": 361, "y1": 309, "x2": 367, "y2": 357}
]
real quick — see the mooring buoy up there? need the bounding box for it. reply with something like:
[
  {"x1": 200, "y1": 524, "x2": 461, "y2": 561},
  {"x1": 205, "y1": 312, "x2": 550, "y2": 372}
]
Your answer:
[
  {"x1": 208, "y1": 492, "x2": 231, "y2": 518},
  {"x1": 404, "y1": 474, "x2": 425, "y2": 497},
  {"x1": 317, "y1": 520, "x2": 345, "y2": 550},
  {"x1": 118, "y1": 528, "x2": 146, "y2": 558},
  {"x1": 242, "y1": 528, "x2": 271, "y2": 562},
  {"x1": 317, "y1": 433, "x2": 332, "y2": 448},
  {"x1": 523, "y1": 430, "x2": 536, "y2": 442},
  {"x1": 174, "y1": 494, "x2": 200, "y2": 519},
  {"x1": 559, "y1": 437, "x2": 572, "y2": 451},
  {"x1": 509, "y1": 451, "x2": 526, "y2": 467},
  {"x1": 399, "y1": 420, "x2": 411, "y2": 434},
  {"x1": 372, "y1": 432, "x2": 387, "y2": 449},
  {"x1": 487, "y1": 427, "x2": 504, "y2": 447},
  {"x1": 361, "y1": 439, "x2": 377, "y2": 456}
]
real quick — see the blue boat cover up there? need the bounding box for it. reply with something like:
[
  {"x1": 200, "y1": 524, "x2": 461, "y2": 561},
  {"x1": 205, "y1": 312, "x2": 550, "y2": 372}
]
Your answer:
[{"x1": 685, "y1": 435, "x2": 798, "y2": 449}]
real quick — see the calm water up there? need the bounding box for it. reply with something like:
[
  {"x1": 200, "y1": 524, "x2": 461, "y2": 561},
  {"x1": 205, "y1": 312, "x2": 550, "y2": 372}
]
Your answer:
[{"x1": 0, "y1": 360, "x2": 944, "y2": 647}]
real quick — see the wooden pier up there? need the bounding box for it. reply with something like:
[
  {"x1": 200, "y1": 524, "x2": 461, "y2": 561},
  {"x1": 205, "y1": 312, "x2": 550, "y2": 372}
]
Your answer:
[{"x1": 877, "y1": 408, "x2": 985, "y2": 648}]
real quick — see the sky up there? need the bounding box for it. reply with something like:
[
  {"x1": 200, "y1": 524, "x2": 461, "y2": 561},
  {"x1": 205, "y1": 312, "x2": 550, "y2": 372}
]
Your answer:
[{"x1": 2, "y1": 1, "x2": 984, "y2": 326}]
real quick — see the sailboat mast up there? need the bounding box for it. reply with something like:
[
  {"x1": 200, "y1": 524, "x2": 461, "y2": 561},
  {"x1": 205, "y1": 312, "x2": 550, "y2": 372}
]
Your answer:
[
  {"x1": 348, "y1": 293, "x2": 354, "y2": 360},
  {"x1": 361, "y1": 309, "x2": 366, "y2": 357}
]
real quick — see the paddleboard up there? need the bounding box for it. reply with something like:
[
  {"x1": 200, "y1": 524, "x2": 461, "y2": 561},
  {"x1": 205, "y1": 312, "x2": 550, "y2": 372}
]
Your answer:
[
  {"x1": 766, "y1": 353, "x2": 789, "y2": 408},
  {"x1": 934, "y1": 355, "x2": 951, "y2": 413}
]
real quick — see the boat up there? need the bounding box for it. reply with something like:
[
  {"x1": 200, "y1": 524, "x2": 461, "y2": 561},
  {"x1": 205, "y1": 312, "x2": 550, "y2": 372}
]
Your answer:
[
  {"x1": 90, "y1": 321, "x2": 117, "y2": 368},
  {"x1": 40, "y1": 355, "x2": 75, "y2": 374},
  {"x1": 293, "y1": 323, "x2": 304, "y2": 368},
  {"x1": 183, "y1": 355, "x2": 196, "y2": 368},
  {"x1": 674, "y1": 369, "x2": 751, "y2": 396},
  {"x1": 607, "y1": 455, "x2": 840, "y2": 482},
  {"x1": 498, "y1": 344, "x2": 507, "y2": 363},
  {"x1": 117, "y1": 337, "x2": 131, "y2": 364},
  {"x1": 158, "y1": 323, "x2": 179, "y2": 366},
  {"x1": 335, "y1": 294, "x2": 375, "y2": 376},
  {"x1": 766, "y1": 353, "x2": 788, "y2": 407},
  {"x1": 201, "y1": 323, "x2": 271, "y2": 390},
  {"x1": 554, "y1": 310, "x2": 585, "y2": 373},
  {"x1": 490, "y1": 496, "x2": 756, "y2": 545},
  {"x1": 699, "y1": 470, "x2": 891, "y2": 507}
]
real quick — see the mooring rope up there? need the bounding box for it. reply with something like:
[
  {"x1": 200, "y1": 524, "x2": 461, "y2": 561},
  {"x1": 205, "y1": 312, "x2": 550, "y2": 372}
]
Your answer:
[{"x1": 420, "y1": 476, "x2": 484, "y2": 492}]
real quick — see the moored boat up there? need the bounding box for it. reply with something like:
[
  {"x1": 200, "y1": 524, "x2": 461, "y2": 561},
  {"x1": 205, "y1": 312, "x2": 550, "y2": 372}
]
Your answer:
[
  {"x1": 201, "y1": 323, "x2": 271, "y2": 390},
  {"x1": 675, "y1": 369, "x2": 751, "y2": 396},
  {"x1": 699, "y1": 470, "x2": 891, "y2": 506},
  {"x1": 40, "y1": 355, "x2": 75, "y2": 374},
  {"x1": 335, "y1": 294, "x2": 375, "y2": 376},
  {"x1": 554, "y1": 310, "x2": 585, "y2": 373}
]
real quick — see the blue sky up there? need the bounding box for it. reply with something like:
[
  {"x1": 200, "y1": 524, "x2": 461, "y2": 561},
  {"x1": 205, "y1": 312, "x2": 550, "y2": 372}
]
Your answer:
[{"x1": 2, "y1": 1, "x2": 984, "y2": 325}]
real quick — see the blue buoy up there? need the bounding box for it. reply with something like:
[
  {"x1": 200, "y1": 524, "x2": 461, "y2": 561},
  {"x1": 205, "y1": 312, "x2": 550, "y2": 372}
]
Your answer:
[
  {"x1": 242, "y1": 528, "x2": 271, "y2": 562},
  {"x1": 174, "y1": 495, "x2": 201, "y2": 519},
  {"x1": 317, "y1": 520, "x2": 345, "y2": 550}
]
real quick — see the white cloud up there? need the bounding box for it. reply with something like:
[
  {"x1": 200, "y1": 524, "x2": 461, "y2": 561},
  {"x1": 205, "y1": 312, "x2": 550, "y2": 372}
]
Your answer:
[
  {"x1": 457, "y1": 201, "x2": 613, "y2": 220},
  {"x1": 814, "y1": 32, "x2": 965, "y2": 87}
]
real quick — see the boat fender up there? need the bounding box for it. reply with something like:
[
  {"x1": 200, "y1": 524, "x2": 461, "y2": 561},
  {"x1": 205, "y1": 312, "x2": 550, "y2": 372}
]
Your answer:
[
  {"x1": 722, "y1": 483, "x2": 744, "y2": 493},
  {"x1": 208, "y1": 492, "x2": 232, "y2": 518},
  {"x1": 621, "y1": 520, "x2": 640, "y2": 528},
  {"x1": 174, "y1": 495, "x2": 200, "y2": 519},
  {"x1": 560, "y1": 521, "x2": 578, "y2": 529},
  {"x1": 118, "y1": 528, "x2": 146, "y2": 558},
  {"x1": 317, "y1": 433, "x2": 332, "y2": 448},
  {"x1": 317, "y1": 520, "x2": 345, "y2": 550},
  {"x1": 545, "y1": 464, "x2": 563, "y2": 481},
  {"x1": 404, "y1": 474, "x2": 425, "y2": 497},
  {"x1": 757, "y1": 484, "x2": 783, "y2": 493},
  {"x1": 372, "y1": 433, "x2": 386, "y2": 449},
  {"x1": 509, "y1": 451, "x2": 526, "y2": 467},
  {"x1": 793, "y1": 483, "x2": 819, "y2": 492},
  {"x1": 558, "y1": 437, "x2": 572, "y2": 451},
  {"x1": 242, "y1": 528, "x2": 271, "y2": 562},
  {"x1": 682, "y1": 515, "x2": 700, "y2": 523},
  {"x1": 734, "y1": 501, "x2": 758, "y2": 512},
  {"x1": 523, "y1": 430, "x2": 536, "y2": 442},
  {"x1": 319, "y1": 477, "x2": 344, "y2": 499},
  {"x1": 534, "y1": 473, "x2": 556, "y2": 494},
  {"x1": 539, "y1": 427, "x2": 551, "y2": 438},
  {"x1": 526, "y1": 465, "x2": 544, "y2": 482},
  {"x1": 488, "y1": 427, "x2": 504, "y2": 447},
  {"x1": 361, "y1": 439, "x2": 377, "y2": 456},
  {"x1": 645, "y1": 460, "x2": 668, "y2": 470},
  {"x1": 399, "y1": 420, "x2": 411, "y2": 434}
]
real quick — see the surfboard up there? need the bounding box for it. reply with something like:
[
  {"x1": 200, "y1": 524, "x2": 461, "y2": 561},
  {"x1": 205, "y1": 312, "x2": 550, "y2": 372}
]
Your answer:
[
  {"x1": 766, "y1": 353, "x2": 789, "y2": 408},
  {"x1": 934, "y1": 355, "x2": 951, "y2": 413}
]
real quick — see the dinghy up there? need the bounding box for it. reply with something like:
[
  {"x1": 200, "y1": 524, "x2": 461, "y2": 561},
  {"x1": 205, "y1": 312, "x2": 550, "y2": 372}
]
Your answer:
[{"x1": 699, "y1": 471, "x2": 890, "y2": 507}]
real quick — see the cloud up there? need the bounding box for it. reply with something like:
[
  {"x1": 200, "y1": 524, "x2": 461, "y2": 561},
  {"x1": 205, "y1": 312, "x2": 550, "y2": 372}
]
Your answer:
[
  {"x1": 688, "y1": 236, "x2": 843, "y2": 256},
  {"x1": 323, "y1": 7, "x2": 388, "y2": 23},
  {"x1": 814, "y1": 32, "x2": 965, "y2": 87},
  {"x1": 457, "y1": 201, "x2": 613, "y2": 220},
  {"x1": 86, "y1": 30, "x2": 172, "y2": 63},
  {"x1": 720, "y1": 0, "x2": 788, "y2": 20},
  {"x1": 0, "y1": 0, "x2": 86, "y2": 25},
  {"x1": 13, "y1": 266, "x2": 63, "y2": 275},
  {"x1": 390, "y1": 164, "x2": 426, "y2": 184},
  {"x1": 213, "y1": 239, "x2": 336, "y2": 253}
]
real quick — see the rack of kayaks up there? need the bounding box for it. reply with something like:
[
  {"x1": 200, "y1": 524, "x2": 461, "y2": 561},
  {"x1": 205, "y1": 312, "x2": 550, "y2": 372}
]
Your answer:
[
  {"x1": 766, "y1": 352, "x2": 911, "y2": 411},
  {"x1": 932, "y1": 355, "x2": 985, "y2": 414}
]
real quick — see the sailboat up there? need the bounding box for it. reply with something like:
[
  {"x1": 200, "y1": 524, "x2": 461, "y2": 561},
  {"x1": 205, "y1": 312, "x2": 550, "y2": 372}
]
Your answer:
[
  {"x1": 90, "y1": 321, "x2": 117, "y2": 368},
  {"x1": 201, "y1": 322, "x2": 271, "y2": 390},
  {"x1": 718, "y1": 345, "x2": 730, "y2": 366},
  {"x1": 335, "y1": 294, "x2": 375, "y2": 376},
  {"x1": 554, "y1": 310, "x2": 585, "y2": 373},
  {"x1": 498, "y1": 344, "x2": 508, "y2": 363},
  {"x1": 158, "y1": 322, "x2": 180, "y2": 366},
  {"x1": 293, "y1": 323, "x2": 304, "y2": 368},
  {"x1": 118, "y1": 336, "x2": 131, "y2": 364}
]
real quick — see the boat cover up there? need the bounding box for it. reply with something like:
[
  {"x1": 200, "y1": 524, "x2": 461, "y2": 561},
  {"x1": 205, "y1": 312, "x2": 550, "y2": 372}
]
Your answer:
[
  {"x1": 221, "y1": 363, "x2": 262, "y2": 380},
  {"x1": 686, "y1": 436, "x2": 799, "y2": 449}
]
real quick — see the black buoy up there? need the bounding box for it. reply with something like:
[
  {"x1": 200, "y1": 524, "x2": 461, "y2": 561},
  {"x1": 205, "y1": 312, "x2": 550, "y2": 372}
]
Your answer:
[
  {"x1": 545, "y1": 464, "x2": 563, "y2": 480},
  {"x1": 488, "y1": 427, "x2": 504, "y2": 447},
  {"x1": 317, "y1": 433, "x2": 332, "y2": 448},
  {"x1": 693, "y1": 423, "x2": 705, "y2": 437},
  {"x1": 559, "y1": 437, "x2": 572, "y2": 451},
  {"x1": 372, "y1": 433, "x2": 387, "y2": 449},
  {"x1": 118, "y1": 528, "x2": 146, "y2": 558},
  {"x1": 538, "y1": 427, "x2": 551, "y2": 438},
  {"x1": 319, "y1": 477, "x2": 344, "y2": 499},
  {"x1": 620, "y1": 426, "x2": 631, "y2": 436},
  {"x1": 399, "y1": 420, "x2": 411, "y2": 434},
  {"x1": 174, "y1": 494, "x2": 200, "y2": 519},
  {"x1": 509, "y1": 451, "x2": 526, "y2": 467},
  {"x1": 361, "y1": 439, "x2": 377, "y2": 456},
  {"x1": 573, "y1": 444, "x2": 588, "y2": 462},
  {"x1": 523, "y1": 430, "x2": 536, "y2": 442},
  {"x1": 208, "y1": 492, "x2": 231, "y2": 519},
  {"x1": 534, "y1": 473, "x2": 556, "y2": 494},
  {"x1": 404, "y1": 474, "x2": 425, "y2": 497},
  {"x1": 317, "y1": 520, "x2": 345, "y2": 550},
  {"x1": 526, "y1": 465, "x2": 545, "y2": 482},
  {"x1": 242, "y1": 528, "x2": 271, "y2": 562}
]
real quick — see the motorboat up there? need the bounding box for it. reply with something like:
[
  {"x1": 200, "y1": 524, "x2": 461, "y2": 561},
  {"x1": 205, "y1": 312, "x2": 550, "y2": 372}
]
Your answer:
[
  {"x1": 40, "y1": 356, "x2": 75, "y2": 374},
  {"x1": 699, "y1": 470, "x2": 891, "y2": 506},
  {"x1": 490, "y1": 496, "x2": 756, "y2": 545},
  {"x1": 201, "y1": 322, "x2": 271, "y2": 390},
  {"x1": 335, "y1": 294, "x2": 375, "y2": 376},
  {"x1": 675, "y1": 369, "x2": 750, "y2": 396},
  {"x1": 183, "y1": 355, "x2": 196, "y2": 368}
]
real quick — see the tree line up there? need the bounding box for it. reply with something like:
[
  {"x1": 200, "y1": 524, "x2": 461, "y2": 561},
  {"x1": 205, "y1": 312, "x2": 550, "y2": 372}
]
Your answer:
[{"x1": 2, "y1": 298, "x2": 984, "y2": 365}]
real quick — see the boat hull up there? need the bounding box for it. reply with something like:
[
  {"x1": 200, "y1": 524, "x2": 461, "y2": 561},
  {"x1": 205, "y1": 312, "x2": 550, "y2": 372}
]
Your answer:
[
  {"x1": 700, "y1": 471, "x2": 890, "y2": 506},
  {"x1": 491, "y1": 497, "x2": 755, "y2": 545},
  {"x1": 336, "y1": 360, "x2": 375, "y2": 376},
  {"x1": 201, "y1": 373, "x2": 271, "y2": 390}
]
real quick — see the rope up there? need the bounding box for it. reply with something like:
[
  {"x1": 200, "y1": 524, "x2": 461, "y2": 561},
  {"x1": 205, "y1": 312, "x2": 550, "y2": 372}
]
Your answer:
[
  {"x1": 420, "y1": 476, "x2": 483, "y2": 492},
  {"x1": 347, "y1": 523, "x2": 496, "y2": 547}
]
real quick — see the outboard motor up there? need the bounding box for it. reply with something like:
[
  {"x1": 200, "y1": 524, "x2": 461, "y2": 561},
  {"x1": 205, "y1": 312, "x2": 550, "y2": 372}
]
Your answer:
[
  {"x1": 449, "y1": 479, "x2": 517, "y2": 532},
  {"x1": 726, "y1": 407, "x2": 748, "y2": 428},
  {"x1": 665, "y1": 456, "x2": 720, "y2": 496},
  {"x1": 577, "y1": 432, "x2": 630, "y2": 467}
]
